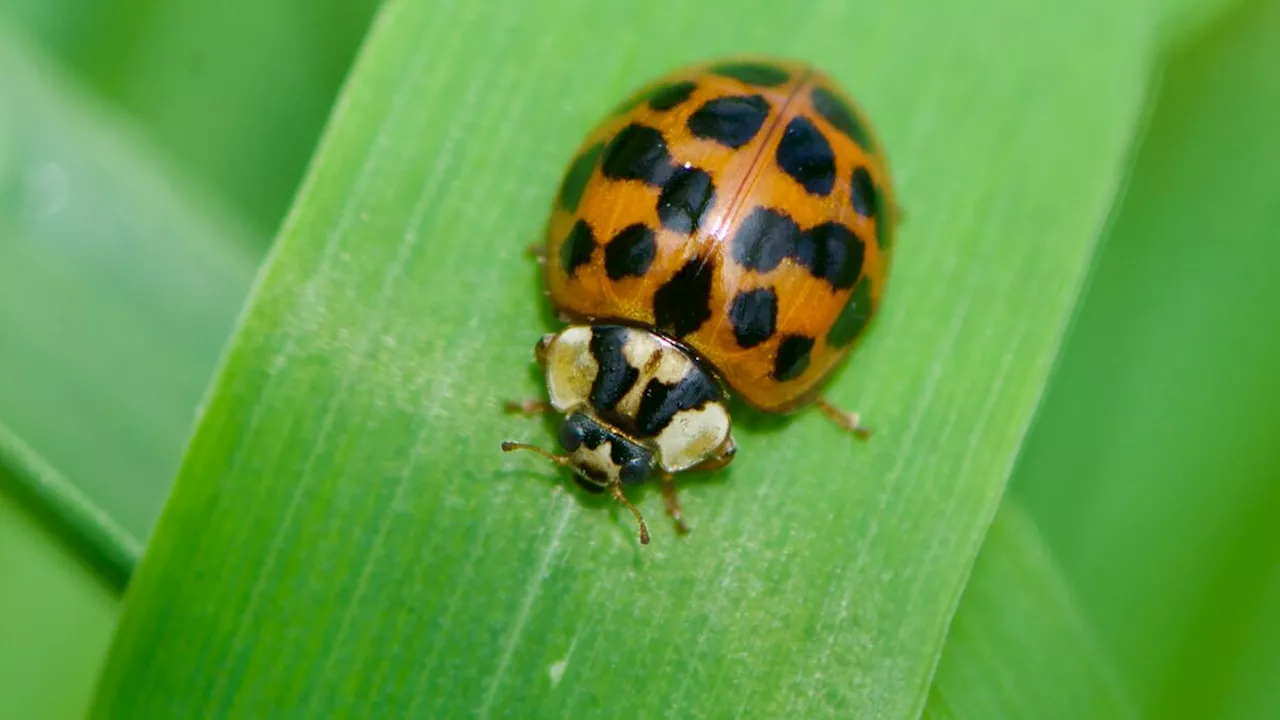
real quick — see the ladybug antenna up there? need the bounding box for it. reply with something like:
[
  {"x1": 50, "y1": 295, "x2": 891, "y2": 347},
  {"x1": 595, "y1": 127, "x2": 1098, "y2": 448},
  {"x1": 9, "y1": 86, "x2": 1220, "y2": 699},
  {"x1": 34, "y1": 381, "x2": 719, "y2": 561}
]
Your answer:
[
  {"x1": 501, "y1": 440, "x2": 570, "y2": 466},
  {"x1": 500, "y1": 441, "x2": 651, "y2": 545}
]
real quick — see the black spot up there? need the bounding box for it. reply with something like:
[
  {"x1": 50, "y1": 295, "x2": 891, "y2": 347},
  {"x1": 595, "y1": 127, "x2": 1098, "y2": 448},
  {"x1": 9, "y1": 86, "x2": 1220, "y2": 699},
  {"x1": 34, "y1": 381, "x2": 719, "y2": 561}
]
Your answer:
[
  {"x1": 601, "y1": 124, "x2": 673, "y2": 186},
  {"x1": 728, "y1": 288, "x2": 778, "y2": 348},
  {"x1": 604, "y1": 224, "x2": 657, "y2": 280},
  {"x1": 687, "y1": 94, "x2": 771, "y2": 149},
  {"x1": 731, "y1": 207, "x2": 801, "y2": 272},
  {"x1": 850, "y1": 165, "x2": 878, "y2": 219},
  {"x1": 711, "y1": 61, "x2": 791, "y2": 87},
  {"x1": 588, "y1": 326, "x2": 639, "y2": 410},
  {"x1": 657, "y1": 168, "x2": 716, "y2": 234},
  {"x1": 811, "y1": 87, "x2": 874, "y2": 149},
  {"x1": 557, "y1": 143, "x2": 604, "y2": 212},
  {"x1": 613, "y1": 81, "x2": 699, "y2": 116},
  {"x1": 773, "y1": 335, "x2": 815, "y2": 382},
  {"x1": 877, "y1": 216, "x2": 894, "y2": 252},
  {"x1": 635, "y1": 371, "x2": 723, "y2": 437},
  {"x1": 793, "y1": 223, "x2": 864, "y2": 290},
  {"x1": 827, "y1": 277, "x2": 874, "y2": 349},
  {"x1": 559, "y1": 220, "x2": 596, "y2": 277},
  {"x1": 653, "y1": 257, "x2": 715, "y2": 338},
  {"x1": 730, "y1": 208, "x2": 863, "y2": 290},
  {"x1": 649, "y1": 81, "x2": 698, "y2": 111},
  {"x1": 776, "y1": 116, "x2": 836, "y2": 196}
]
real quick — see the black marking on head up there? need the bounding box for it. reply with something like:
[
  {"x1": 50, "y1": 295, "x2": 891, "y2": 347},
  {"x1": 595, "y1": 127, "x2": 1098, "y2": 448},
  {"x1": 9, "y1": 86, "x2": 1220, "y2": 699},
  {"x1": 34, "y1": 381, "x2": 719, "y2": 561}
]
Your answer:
[
  {"x1": 687, "y1": 94, "x2": 771, "y2": 149},
  {"x1": 732, "y1": 207, "x2": 801, "y2": 273},
  {"x1": 710, "y1": 61, "x2": 791, "y2": 87},
  {"x1": 568, "y1": 411, "x2": 611, "y2": 453},
  {"x1": 604, "y1": 224, "x2": 658, "y2": 280},
  {"x1": 776, "y1": 116, "x2": 836, "y2": 196},
  {"x1": 635, "y1": 371, "x2": 723, "y2": 437},
  {"x1": 728, "y1": 287, "x2": 778, "y2": 349},
  {"x1": 559, "y1": 414, "x2": 586, "y2": 451},
  {"x1": 827, "y1": 277, "x2": 874, "y2": 349},
  {"x1": 559, "y1": 220, "x2": 596, "y2": 277},
  {"x1": 653, "y1": 257, "x2": 715, "y2": 338},
  {"x1": 564, "y1": 409, "x2": 655, "y2": 487},
  {"x1": 601, "y1": 123, "x2": 674, "y2": 186},
  {"x1": 657, "y1": 167, "x2": 716, "y2": 234},
  {"x1": 610, "y1": 439, "x2": 654, "y2": 485},
  {"x1": 557, "y1": 143, "x2": 604, "y2": 212},
  {"x1": 793, "y1": 223, "x2": 864, "y2": 290},
  {"x1": 773, "y1": 334, "x2": 815, "y2": 382},
  {"x1": 648, "y1": 81, "x2": 698, "y2": 111},
  {"x1": 811, "y1": 86, "x2": 874, "y2": 149},
  {"x1": 850, "y1": 165, "x2": 878, "y2": 219},
  {"x1": 588, "y1": 326, "x2": 640, "y2": 411}
]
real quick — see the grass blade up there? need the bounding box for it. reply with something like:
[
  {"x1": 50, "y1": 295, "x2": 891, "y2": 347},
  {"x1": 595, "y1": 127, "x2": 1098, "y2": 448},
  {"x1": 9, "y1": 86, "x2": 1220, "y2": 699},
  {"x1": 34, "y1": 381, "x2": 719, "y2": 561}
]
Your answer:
[
  {"x1": 0, "y1": 423, "x2": 139, "y2": 589},
  {"x1": 92, "y1": 0, "x2": 1163, "y2": 715}
]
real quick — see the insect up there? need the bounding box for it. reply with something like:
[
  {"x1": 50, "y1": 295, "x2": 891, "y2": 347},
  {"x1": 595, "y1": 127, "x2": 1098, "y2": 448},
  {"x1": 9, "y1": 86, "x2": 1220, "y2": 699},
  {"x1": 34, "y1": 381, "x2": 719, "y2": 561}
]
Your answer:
[{"x1": 502, "y1": 57, "x2": 897, "y2": 544}]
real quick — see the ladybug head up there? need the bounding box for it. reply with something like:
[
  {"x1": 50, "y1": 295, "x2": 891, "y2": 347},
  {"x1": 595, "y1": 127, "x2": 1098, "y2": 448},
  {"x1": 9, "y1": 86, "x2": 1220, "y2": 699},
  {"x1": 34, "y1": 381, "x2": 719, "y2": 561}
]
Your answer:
[{"x1": 501, "y1": 409, "x2": 655, "y2": 544}]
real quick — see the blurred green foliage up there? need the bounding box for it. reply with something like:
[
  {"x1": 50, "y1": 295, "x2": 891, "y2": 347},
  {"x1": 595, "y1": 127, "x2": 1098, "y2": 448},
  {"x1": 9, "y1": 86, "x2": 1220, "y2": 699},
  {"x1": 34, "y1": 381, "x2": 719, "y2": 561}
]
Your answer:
[
  {"x1": 0, "y1": 32, "x2": 260, "y2": 537},
  {"x1": 0, "y1": 0, "x2": 1278, "y2": 717},
  {"x1": 1012, "y1": 0, "x2": 1280, "y2": 715},
  {"x1": 3, "y1": 0, "x2": 380, "y2": 236},
  {"x1": 0, "y1": 484, "x2": 118, "y2": 720}
]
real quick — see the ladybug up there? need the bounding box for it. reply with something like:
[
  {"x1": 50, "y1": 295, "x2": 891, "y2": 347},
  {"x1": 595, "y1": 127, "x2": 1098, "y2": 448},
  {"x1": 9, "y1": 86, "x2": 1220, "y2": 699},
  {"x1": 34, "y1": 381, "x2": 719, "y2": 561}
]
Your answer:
[{"x1": 503, "y1": 57, "x2": 897, "y2": 544}]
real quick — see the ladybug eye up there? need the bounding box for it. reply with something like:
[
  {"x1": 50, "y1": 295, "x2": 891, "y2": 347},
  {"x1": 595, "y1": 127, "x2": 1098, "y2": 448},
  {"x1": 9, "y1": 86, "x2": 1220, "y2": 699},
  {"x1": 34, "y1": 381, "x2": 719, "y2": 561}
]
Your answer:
[
  {"x1": 558, "y1": 416, "x2": 585, "y2": 451},
  {"x1": 620, "y1": 456, "x2": 650, "y2": 485}
]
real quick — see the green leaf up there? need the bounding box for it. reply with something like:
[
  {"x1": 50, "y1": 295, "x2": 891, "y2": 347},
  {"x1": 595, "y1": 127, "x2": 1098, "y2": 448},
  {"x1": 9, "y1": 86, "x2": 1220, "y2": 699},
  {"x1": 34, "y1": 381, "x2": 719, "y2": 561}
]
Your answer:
[
  {"x1": 925, "y1": 502, "x2": 1136, "y2": 718},
  {"x1": 0, "y1": 30, "x2": 261, "y2": 540},
  {"x1": 92, "y1": 0, "x2": 1163, "y2": 716},
  {"x1": 1013, "y1": 0, "x2": 1280, "y2": 715}
]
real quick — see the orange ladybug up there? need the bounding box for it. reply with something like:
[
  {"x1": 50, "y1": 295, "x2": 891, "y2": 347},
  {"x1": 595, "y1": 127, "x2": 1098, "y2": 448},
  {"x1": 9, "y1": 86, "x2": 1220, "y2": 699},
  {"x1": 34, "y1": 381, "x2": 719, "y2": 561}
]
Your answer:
[{"x1": 503, "y1": 58, "x2": 898, "y2": 544}]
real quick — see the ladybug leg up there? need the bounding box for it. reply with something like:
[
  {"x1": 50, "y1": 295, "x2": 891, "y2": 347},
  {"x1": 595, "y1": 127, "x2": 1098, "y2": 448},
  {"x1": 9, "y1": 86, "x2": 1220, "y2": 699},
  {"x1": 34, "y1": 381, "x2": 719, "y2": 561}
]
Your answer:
[
  {"x1": 526, "y1": 244, "x2": 547, "y2": 262},
  {"x1": 815, "y1": 397, "x2": 872, "y2": 440},
  {"x1": 660, "y1": 473, "x2": 691, "y2": 536},
  {"x1": 503, "y1": 398, "x2": 554, "y2": 416}
]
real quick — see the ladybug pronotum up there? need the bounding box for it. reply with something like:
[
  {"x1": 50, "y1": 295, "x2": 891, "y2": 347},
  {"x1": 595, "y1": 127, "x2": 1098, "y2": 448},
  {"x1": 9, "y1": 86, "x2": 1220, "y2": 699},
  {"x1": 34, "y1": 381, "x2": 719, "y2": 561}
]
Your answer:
[{"x1": 503, "y1": 57, "x2": 898, "y2": 544}]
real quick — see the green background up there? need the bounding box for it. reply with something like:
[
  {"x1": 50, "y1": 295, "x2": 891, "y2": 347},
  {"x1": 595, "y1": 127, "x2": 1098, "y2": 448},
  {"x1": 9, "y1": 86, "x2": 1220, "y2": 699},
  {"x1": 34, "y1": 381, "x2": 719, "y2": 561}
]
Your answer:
[{"x1": 1, "y1": 0, "x2": 1277, "y2": 716}]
